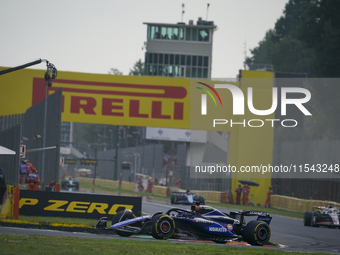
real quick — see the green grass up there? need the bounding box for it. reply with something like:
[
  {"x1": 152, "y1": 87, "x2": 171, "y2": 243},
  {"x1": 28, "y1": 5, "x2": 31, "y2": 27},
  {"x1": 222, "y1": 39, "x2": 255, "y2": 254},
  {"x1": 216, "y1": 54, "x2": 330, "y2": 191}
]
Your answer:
[
  {"x1": 0, "y1": 234, "x2": 329, "y2": 255},
  {"x1": 18, "y1": 215, "x2": 98, "y2": 226}
]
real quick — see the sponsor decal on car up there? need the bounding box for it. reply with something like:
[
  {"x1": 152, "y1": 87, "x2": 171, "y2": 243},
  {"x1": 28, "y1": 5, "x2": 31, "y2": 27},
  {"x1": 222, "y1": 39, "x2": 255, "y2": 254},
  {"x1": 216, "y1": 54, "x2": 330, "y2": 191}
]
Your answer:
[{"x1": 209, "y1": 227, "x2": 227, "y2": 232}]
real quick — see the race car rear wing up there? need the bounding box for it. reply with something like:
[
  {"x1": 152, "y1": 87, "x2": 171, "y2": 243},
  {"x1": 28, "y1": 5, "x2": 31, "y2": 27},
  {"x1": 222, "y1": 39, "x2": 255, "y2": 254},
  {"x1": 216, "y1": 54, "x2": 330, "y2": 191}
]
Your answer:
[{"x1": 229, "y1": 210, "x2": 272, "y2": 225}]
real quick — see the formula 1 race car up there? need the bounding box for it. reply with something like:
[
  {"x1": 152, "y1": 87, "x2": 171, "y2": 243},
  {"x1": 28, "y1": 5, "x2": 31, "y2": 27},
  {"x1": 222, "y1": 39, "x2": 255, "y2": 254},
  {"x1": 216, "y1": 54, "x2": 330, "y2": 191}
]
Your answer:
[
  {"x1": 171, "y1": 190, "x2": 205, "y2": 205},
  {"x1": 61, "y1": 178, "x2": 79, "y2": 191},
  {"x1": 304, "y1": 205, "x2": 340, "y2": 228},
  {"x1": 94, "y1": 205, "x2": 272, "y2": 245}
]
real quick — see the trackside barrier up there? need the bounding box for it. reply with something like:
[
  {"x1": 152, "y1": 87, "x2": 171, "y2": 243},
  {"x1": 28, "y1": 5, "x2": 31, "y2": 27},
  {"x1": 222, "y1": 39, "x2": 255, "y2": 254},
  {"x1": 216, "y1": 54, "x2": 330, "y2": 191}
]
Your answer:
[
  {"x1": 0, "y1": 185, "x2": 14, "y2": 219},
  {"x1": 79, "y1": 177, "x2": 125, "y2": 190},
  {"x1": 151, "y1": 185, "x2": 168, "y2": 196},
  {"x1": 12, "y1": 186, "x2": 19, "y2": 219},
  {"x1": 120, "y1": 181, "x2": 134, "y2": 191},
  {"x1": 271, "y1": 195, "x2": 340, "y2": 213},
  {"x1": 79, "y1": 178, "x2": 340, "y2": 209},
  {"x1": 55, "y1": 183, "x2": 60, "y2": 192},
  {"x1": 79, "y1": 178, "x2": 223, "y2": 202}
]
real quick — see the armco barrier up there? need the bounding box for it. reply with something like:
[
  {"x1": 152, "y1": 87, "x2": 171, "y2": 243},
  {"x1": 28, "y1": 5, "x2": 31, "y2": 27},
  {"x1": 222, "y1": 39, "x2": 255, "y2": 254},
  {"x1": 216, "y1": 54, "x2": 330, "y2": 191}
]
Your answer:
[
  {"x1": 79, "y1": 177, "x2": 133, "y2": 191},
  {"x1": 78, "y1": 178, "x2": 222, "y2": 203},
  {"x1": 120, "y1": 181, "x2": 134, "y2": 191},
  {"x1": 153, "y1": 185, "x2": 168, "y2": 196},
  {"x1": 271, "y1": 195, "x2": 340, "y2": 213}
]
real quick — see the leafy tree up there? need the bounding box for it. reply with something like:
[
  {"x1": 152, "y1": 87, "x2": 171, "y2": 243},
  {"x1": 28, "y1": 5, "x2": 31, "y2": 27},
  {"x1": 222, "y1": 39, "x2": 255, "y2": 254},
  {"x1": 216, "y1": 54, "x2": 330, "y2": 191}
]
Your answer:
[
  {"x1": 298, "y1": 0, "x2": 340, "y2": 77},
  {"x1": 129, "y1": 59, "x2": 144, "y2": 76},
  {"x1": 245, "y1": 30, "x2": 274, "y2": 70},
  {"x1": 246, "y1": 0, "x2": 340, "y2": 139},
  {"x1": 108, "y1": 68, "x2": 123, "y2": 75}
]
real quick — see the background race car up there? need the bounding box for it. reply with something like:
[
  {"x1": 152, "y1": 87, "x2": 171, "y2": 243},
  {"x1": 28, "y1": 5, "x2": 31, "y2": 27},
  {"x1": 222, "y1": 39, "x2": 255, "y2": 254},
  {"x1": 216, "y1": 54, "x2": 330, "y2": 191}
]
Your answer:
[
  {"x1": 61, "y1": 177, "x2": 79, "y2": 191},
  {"x1": 171, "y1": 190, "x2": 205, "y2": 205},
  {"x1": 304, "y1": 205, "x2": 340, "y2": 228},
  {"x1": 95, "y1": 205, "x2": 272, "y2": 246}
]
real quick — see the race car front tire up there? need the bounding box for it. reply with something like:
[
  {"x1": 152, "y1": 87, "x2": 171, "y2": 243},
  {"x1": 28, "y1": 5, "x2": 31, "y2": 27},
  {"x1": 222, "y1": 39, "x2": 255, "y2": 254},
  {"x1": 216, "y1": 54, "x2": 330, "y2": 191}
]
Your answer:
[
  {"x1": 243, "y1": 220, "x2": 271, "y2": 246},
  {"x1": 151, "y1": 214, "x2": 175, "y2": 239},
  {"x1": 112, "y1": 210, "x2": 135, "y2": 237},
  {"x1": 304, "y1": 210, "x2": 313, "y2": 226},
  {"x1": 311, "y1": 211, "x2": 321, "y2": 227}
]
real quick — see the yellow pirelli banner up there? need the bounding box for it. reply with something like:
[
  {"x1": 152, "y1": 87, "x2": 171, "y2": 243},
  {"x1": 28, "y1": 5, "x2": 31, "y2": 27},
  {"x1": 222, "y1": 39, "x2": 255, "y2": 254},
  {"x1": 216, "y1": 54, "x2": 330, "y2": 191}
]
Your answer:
[
  {"x1": 0, "y1": 67, "x2": 190, "y2": 129},
  {"x1": 0, "y1": 67, "x2": 275, "y2": 206}
]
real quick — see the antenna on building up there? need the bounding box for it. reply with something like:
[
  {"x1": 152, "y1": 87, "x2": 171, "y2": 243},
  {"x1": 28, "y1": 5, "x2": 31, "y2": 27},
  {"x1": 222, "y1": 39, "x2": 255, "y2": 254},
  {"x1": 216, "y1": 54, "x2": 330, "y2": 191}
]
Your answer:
[
  {"x1": 206, "y1": 3, "x2": 210, "y2": 20},
  {"x1": 181, "y1": 3, "x2": 185, "y2": 22}
]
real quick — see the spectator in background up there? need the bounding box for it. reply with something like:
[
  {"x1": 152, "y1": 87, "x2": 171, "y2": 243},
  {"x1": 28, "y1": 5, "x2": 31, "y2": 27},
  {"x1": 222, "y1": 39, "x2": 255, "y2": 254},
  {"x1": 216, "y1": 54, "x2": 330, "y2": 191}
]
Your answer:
[
  {"x1": 146, "y1": 177, "x2": 154, "y2": 193},
  {"x1": 235, "y1": 184, "x2": 242, "y2": 205},
  {"x1": 175, "y1": 179, "x2": 181, "y2": 188},
  {"x1": 28, "y1": 167, "x2": 40, "y2": 191},
  {"x1": 154, "y1": 176, "x2": 159, "y2": 186},
  {"x1": 137, "y1": 176, "x2": 143, "y2": 192},
  {"x1": 265, "y1": 186, "x2": 273, "y2": 207},
  {"x1": 19, "y1": 159, "x2": 28, "y2": 186},
  {"x1": 26, "y1": 159, "x2": 34, "y2": 174},
  {"x1": 0, "y1": 168, "x2": 7, "y2": 205},
  {"x1": 242, "y1": 184, "x2": 250, "y2": 205},
  {"x1": 159, "y1": 176, "x2": 166, "y2": 186}
]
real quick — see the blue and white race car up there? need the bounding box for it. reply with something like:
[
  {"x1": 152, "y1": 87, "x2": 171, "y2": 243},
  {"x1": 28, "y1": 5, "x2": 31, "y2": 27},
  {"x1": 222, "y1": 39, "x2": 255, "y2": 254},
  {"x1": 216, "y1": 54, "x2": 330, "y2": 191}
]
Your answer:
[
  {"x1": 95, "y1": 204, "x2": 272, "y2": 245},
  {"x1": 171, "y1": 190, "x2": 205, "y2": 205}
]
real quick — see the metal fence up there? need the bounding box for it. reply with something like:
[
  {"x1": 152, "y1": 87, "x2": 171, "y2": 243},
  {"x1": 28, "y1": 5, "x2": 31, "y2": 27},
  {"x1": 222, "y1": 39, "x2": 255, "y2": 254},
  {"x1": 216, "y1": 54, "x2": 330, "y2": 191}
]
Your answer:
[
  {"x1": 273, "y1": 138, "x2": 340, "y2": 202},
  {"x1": 22, "y1": 88, "x2": 62, "y2": 186},
  {"x1": 96, "y1": 144, "x2": 164, "y2": 183},
  {"x1": 0, "y1": 88, "x2": 62, "y2": 186}
]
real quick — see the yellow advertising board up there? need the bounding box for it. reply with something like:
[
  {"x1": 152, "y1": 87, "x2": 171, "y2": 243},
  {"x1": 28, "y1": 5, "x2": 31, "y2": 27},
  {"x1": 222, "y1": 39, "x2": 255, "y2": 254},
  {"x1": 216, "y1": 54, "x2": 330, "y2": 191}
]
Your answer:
[
  {"x1": 0, "y1": 67, "x2": 190, "y2": 129},
  {"x1": 0, "y1": 67, "x2": 274, "y2": 206}
]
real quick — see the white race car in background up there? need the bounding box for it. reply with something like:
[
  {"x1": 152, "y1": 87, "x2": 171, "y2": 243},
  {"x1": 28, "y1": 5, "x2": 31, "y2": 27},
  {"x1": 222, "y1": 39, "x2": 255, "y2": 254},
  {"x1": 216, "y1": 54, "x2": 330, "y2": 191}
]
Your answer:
[{"x1": 304, "y1": 205, "x2": 340, "y2": 228}]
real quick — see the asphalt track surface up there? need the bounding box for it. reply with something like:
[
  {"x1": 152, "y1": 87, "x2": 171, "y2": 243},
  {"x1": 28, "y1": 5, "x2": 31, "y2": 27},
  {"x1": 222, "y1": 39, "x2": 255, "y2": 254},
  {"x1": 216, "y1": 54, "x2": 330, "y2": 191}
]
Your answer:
[
  {"x1": 1, "y1": 194, "x2": 340, "y2": 254},
  {"x1": 142, "y1": 197, "x2": 340, "y2": 254}
]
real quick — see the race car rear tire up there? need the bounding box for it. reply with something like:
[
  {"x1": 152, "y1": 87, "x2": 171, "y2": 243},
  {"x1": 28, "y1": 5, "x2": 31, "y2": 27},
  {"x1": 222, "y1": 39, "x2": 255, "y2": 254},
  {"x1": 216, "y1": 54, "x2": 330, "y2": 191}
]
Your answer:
[
  {"x1": 243, "y1": 220, "x2": 271, "y2": 246},
  {"x1": 112, "y1": 210, "x2": 135, "y2": 237},
  {"x1": 171, "y1": 195, "x2": 177, "y2": 204},
  {"x1": 151, "y1": 214, "x2": 175, "y2": 239},
  {"x1": 74, "y1": 182, "x2": 79, "y2": 191},
  {"x1": 304, "y1": 210, "x2": 313, "y2": 226}
]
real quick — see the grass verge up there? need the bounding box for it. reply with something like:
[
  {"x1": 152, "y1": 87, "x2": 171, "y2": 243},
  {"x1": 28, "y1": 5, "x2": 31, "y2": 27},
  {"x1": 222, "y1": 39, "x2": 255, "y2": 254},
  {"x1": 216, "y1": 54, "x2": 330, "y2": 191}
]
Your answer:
[{"x1": 0, "y1": 234, "x2": 328, "y2": 255}]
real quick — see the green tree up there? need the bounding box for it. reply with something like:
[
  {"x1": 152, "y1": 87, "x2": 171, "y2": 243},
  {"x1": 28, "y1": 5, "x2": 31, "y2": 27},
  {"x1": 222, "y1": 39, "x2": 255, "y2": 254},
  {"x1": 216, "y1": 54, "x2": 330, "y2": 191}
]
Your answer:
[
  {"x1": 298, "y1": 0, "x2": 340, "y2": 77},
  {"x1": 108, "y1": 68, "x2": 123, "y2": 75},
  {"x1": 129, "y1": 59, "x2": 144, "y2": 76},
  {"x1": 245, "y1": 30, "x2": 274, "y2": 70},
  {"x1": 246, "y1": 0, "x2": 340, "y2": 139}
]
